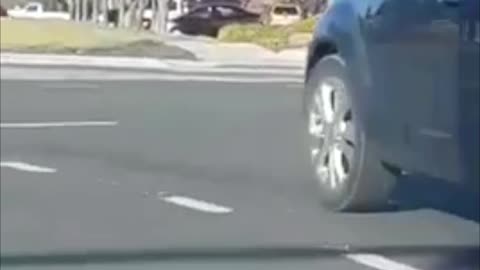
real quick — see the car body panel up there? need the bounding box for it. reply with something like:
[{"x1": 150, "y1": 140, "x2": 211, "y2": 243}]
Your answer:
[
  {"x1": 306, "y1": 0, "x2": 479, "y2": 185},
  {"x1": 173, "y1": 4, "x2": 259, "y2": 36},
  {"x1": 459, "y1": 0, "x2": 480, "y2": 186}
]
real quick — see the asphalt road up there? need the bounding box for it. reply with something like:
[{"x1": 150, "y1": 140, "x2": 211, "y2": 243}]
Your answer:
[{"x1": 1, "y1": 67, "x2": 479, "y2": 270}]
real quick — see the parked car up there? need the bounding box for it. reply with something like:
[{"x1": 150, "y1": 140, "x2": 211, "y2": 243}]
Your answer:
[
  {"x1": 7, "y1": 2, "x2": 70, "y2": 20},
  {"x1": 186, "y1": 0, "x2": 242, "y2": 11},
  {"x1": 170, "y1": 3, "x2": 260, "y2": 37},
  {"x1": 263, "y1": 2, "x2": 302, "y2": 26},
  {"x1": 303, "y1": 0, "x2": 479, "y2": 212}
]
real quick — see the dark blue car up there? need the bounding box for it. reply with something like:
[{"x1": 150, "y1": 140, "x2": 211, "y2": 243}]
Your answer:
[{"x1": 303, "y1": 0, "x2": 479, "y2": 211}]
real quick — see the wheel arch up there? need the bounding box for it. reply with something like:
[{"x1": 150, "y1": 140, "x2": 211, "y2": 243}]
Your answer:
[{"x1": 305, "y1": 39, "x2": 339, "y2": 83}]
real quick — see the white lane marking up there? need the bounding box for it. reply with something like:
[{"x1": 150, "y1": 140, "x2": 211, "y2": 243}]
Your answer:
[
  {"x1": 0, "y1": 121, "x2": 118, "y2": 129},
  {"x1": 0, "y1": 161, "x2": 57, "y2": 173},
  {"x1": 346, "y1": 253, "x2": 421, "y2": 270},
  {"x1": 158, "y1": 193, "x2": 233, "y2": 214}
]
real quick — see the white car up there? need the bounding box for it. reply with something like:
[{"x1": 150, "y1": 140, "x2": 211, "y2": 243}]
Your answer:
[
  {"x1": 268, "y1": 3, "x2": 301, "y2": 26},
  {"x1": 8, "y1": 2, "x2": 70, "y2": 20}
]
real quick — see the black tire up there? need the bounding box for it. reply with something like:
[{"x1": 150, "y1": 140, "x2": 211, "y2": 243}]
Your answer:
[{"x1": 303, "y1": 54, "x2": 396, "y2": 212}]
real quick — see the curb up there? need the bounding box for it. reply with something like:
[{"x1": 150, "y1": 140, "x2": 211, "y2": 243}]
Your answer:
[
  {"x1": 0, "y1": 53, "x2": 305, "y2": 70},
  {"x1": 0, "y1": 53, "x2": 213, "y2": 69}
]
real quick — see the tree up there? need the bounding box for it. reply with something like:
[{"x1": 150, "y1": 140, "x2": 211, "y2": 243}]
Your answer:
[
  {"x1": 91, "y1": 0, "x2": 98, "y2": 22},
  {"x1": 67, "y1": 0, "x2": 75, "y2": 18},
  {"x1": 118, "y1": 0, "x2": 125, "y2": 27},
  {"x1": 81, "y1": 0, "x2": 88, "y2": 20},
  {"x1": 136, "y1": 0, "x2": 147, "y2": 30},
  {"x1": 74, "y1": 0, "x2": 81, "y2": 20},
  {"x1": 100, "y1": 0, "x2": 108, "y2": 26},
  {"x1": 152, "y1": 0, "x2": 167, "y2": 34},
  {"x1": 124, "y1": 0, "x2": 140, "y2": 27}
]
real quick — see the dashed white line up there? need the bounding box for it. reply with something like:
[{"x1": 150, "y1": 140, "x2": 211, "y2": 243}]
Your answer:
[
  {"x1": 0, "y1": 161, "x2": 57, "y2": 173},
  {"x1": 0, "y1": 121, "x2": 118, "y2": 129},
  {"x1": 346, "y1": 253, "x2": 422, "y2": 270},
  {"x1": 158, "y1": 193, "x2": 233, "y2": 214}
]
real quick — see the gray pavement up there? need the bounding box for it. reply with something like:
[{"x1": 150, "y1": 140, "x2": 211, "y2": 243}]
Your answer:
[{"x1": 1, "y1": 70, "x2": 479, "y2": 270}]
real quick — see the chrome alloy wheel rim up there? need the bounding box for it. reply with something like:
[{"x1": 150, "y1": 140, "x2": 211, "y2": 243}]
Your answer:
[{"x1": 308, "y1": 79, "x2": 356, "y2": 190}]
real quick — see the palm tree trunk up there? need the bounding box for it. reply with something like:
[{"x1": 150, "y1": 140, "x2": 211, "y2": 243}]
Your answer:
[
  {"x1": 118, "y1": 0, "x2": 125, "y2": 27},
  {"x1": 91, "y1": 0, "x2": 98, "y2": 22},
  {"x1": 150, "y1": 0, "x2": 157, "y2": 32},
  {"x1": 136, "y1": 0, "x2": 146, "y2": 30},
  {"x1": 100, "y1": 0, "x2": 107, "y2": 25},
  {"x1": 153, "y1": 0, "x2": 166, "y2": 34},
  {"x1": 81, "y1": 0, "x2": 88, "y2": 20},
  {"x1": 67, "y1": 0, "x2": 75, "y2": 18},
  {"x1": 74, "y1": 0, "x2": 81, "y2": 20},
  {"x1": 125, "y1": 0, "x2": 139, "y2": 27}
]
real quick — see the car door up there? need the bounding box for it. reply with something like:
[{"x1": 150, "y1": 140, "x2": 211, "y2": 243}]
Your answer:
[
  {"x1": 216, "y1": 5, "x2": 257, "y2": 26},
  {"x1": 178, "y1": 7, "x2": 211, "y2": 35},
  {"x1": 459, "y1": 0, "x2": 479, "y2": 185},
  {"x1": 362, "y1": 0, "x2": 464, "y2": 181},
  {"x1": 207, "y1": 6, "x2": 226, "y2": 34}
]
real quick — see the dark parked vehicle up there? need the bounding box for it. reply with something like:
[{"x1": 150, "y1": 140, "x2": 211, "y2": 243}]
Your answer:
[
  {"x1": 170, "y1": 3, "x2": 260, "y2": 37},
  {"x1": 186, "y1": 0, "x2": 242, "y2": 10},
  {"x1": 303, "y1": 0, "x2": 479, "y2": 211}
]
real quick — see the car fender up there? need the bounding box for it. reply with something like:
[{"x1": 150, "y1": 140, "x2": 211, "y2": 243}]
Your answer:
[{"x1": 307, "y1": 0, "x2": 373, "y2": 133}]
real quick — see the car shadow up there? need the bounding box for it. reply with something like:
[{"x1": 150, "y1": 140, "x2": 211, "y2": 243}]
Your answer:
[{"x1": 388, "y1": 174, "x2": 480, "y2": 223}]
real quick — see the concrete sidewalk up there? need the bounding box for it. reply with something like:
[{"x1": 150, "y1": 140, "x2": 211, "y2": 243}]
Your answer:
[
  {"x1": 163, "y1": 36, "x2": 307, "y2": 66},
  {"x1": 0, "y1": 53, "x2": 305, "y2": 72},
  {"x1": 0, "y1": 37, "x2": 307, "y2": 69}
]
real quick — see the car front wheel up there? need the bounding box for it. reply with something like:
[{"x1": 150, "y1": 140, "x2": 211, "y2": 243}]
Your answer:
[{"x1": 304, "y1": 54, "x2": 396, "y2": 212}]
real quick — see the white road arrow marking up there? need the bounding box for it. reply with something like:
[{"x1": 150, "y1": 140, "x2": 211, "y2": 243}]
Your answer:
[{"x1": 346, "y1": 253, "x2": 422, "y2": 270}]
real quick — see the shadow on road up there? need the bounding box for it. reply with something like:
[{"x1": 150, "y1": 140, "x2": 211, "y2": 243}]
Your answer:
[
  {"x1": 390, "y1": 174, "x2": 480, "y2": 223},
  {"x1": 2, "y1": 246, "x2": 479, "y2": 266}
]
